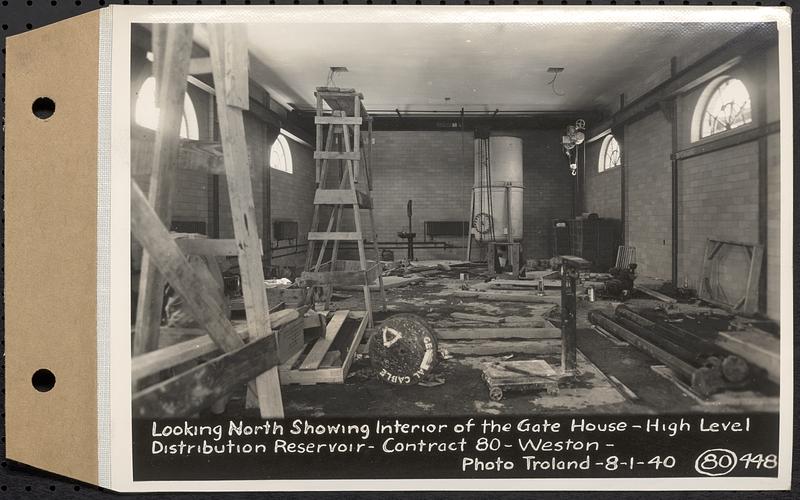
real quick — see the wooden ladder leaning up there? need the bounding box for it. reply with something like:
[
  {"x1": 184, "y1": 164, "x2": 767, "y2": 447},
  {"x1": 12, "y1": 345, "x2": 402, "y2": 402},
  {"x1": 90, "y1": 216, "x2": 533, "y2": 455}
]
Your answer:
[
  {"x1": 302, "y1": 87, "x2": 386, "y2": 328},
  {"x1": 130, "y1": 24, "x2": 285, "y2": 418}
]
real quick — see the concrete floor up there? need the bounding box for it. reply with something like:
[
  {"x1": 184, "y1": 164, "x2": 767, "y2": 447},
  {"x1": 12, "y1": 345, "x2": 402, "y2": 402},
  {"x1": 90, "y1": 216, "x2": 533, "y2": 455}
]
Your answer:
[{"x1": 242, "y1": 267, "x2": 779, "y2": 418}]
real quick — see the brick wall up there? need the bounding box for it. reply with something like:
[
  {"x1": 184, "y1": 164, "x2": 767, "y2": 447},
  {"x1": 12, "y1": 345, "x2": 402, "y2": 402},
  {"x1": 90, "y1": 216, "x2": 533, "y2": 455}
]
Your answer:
[
  {"x1": 625, "y1": 111, "x2": 673, "y2": 280},
  {"x1": 677, "y1": 141, "x2": 760, "y2": 288},
  {"x1": 367, "y1": 130, "x2": 474, "y2": 261},
  {"x1": 359, "y1": 129, "x2": 573, "y2": 262},
  {"x1": 518, "y1": 129, "x2": 576, "y2": 258},
  {"x1": 583, "y1": 139, "x2": 622, "y2": 219},
  {"x1": 765, "y1": 132, "x2": 780, "y2": 320},
  {"x1": 270, "y1": 140, "x2": 316, "y2": 269}
]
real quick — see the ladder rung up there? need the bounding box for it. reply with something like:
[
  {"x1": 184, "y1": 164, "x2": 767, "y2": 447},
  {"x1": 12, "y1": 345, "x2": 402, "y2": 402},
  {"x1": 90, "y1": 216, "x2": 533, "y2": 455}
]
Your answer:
[
  {"x1": 308, "y1": 232, "x2": 363, "y2": 241},
  {"x1": 314, "y1": 189, "x2": 372, "y2": 208},
  {"x1": 314, "y1": 151, "x2": 360, "y2": 161},
  {"x1": 315, "y1": 116, "x2": 362, "y2": 125}
]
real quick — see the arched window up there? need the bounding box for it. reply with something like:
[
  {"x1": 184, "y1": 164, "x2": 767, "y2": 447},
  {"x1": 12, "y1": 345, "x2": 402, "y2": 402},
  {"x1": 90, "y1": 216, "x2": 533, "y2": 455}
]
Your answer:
[
  {"x1": 270, "y1": 134, "x2": 293, "y2": 174},
  {"x1": 134, "y1": 76, "x2": 199, "y2": 140},
  {"x1": 691, "y1": 76, "x2": 752, "y2": 142},
  {"x1": 598, "y1": 134, "x2": 621, "y2": 172}
]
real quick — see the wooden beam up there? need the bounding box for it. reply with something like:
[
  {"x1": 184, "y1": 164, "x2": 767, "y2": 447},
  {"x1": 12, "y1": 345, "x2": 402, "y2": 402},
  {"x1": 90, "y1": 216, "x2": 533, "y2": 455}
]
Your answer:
[
  {"x1": 634, "y1": 284, "x2": 677, "y2": 304},
  {"x1": 132, "y1": 335, "x2": 280, "y2": 418},
  {"x1": 133, "y1": 24, "x2": 196, "y2": 357},
  {"x1": 131, "y1": 180, "x2": 245, "y2": 354},
  {"x1": 131, "y1": 134, "x2": 225, "y2": 176},
  {"x1": 300, "y1": 310, "x2": 349, "y2": 371},
  {"x1": 208, "y1": 24, "x2": 283, "y2": 418},
  {"x1": 133, "y1": 310, "x2": 303, "y2": 383},
  {"x1": 221, "y1": 24, "x2": 249, "y2": 109},
  {"x1": 714, "y1": 330, "x2": 779, "y2": 384},
  {"x1": 673, "y1": 121, "x2": 780, "y2": 161},
  {"x1": 438, "y1": 339, "x2": 562, "y2": 356},
  {"x1": 307, "y1": 231, "x2": 362, "y2": 241},
  {"x1": 188, "y1": 56, "x2": 212, "y2": 75},
  {"x1": 435, "y1": 327, "x2": 562, "y2": 340},
  {"x1": 176, "y1": 237, "x2": 263, "y2": 257},
  {"x1": 314, "y1": 151, "x2": 361, "y2": 161},
  {"x1": 315, "y1": 116, "x2": 362, "y2": 125},
  {"x1": 453, "y1": 290, "x2": 562, "y2": 304}
]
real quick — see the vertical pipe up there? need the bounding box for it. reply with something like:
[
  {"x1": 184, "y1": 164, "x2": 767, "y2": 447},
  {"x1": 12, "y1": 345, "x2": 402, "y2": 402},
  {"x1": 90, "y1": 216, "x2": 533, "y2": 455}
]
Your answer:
[
  {"x1": 560, "y1": 264, "x2": 577, "y2": 374},
  {"x1": 756, "y1": 57, "x2": 769, "y2": 314},
  {"x1": 670, "y1": 57, "x2": 679, "y2": 287},
  {"x1": 671, "y1": 100, "x2": 679, "y2": 286}
]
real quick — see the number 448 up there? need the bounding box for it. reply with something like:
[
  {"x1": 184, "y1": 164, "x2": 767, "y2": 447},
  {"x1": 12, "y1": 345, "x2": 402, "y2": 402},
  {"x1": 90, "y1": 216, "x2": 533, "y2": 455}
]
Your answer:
[{"x1": 739, "y1": 453, "x2": 778, "y2": 469}]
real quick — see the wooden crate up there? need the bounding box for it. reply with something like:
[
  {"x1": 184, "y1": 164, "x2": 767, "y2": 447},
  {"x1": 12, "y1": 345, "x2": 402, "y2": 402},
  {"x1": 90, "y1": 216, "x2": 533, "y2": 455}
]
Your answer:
[{"x1": 279, "y1": 310, "x2": 369, "y2": 385}]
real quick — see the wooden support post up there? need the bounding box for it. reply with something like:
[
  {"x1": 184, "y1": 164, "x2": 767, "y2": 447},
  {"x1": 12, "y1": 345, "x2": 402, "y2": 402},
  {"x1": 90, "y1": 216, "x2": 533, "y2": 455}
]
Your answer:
[
  {"x1": 133, "y1": 24, "x2": 195, "y2": 358},
  {"x1": 208, "y1": 24, "x2": 283, "y2": 418},
  {"x1": 560, "y1": 262, "x2": 578, "y2": 375}
]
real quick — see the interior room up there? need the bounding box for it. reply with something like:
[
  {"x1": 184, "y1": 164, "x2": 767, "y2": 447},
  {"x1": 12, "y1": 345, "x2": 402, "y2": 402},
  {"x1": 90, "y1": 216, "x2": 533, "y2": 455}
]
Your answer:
[{"x1": 129, "y1": 20, "x2": 782, "y2": 419}]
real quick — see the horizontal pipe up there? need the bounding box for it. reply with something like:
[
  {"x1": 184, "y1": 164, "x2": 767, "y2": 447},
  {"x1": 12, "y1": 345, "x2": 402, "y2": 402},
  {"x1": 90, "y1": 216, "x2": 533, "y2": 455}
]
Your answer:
[
  {"x1": 615, "y1": 306, "x2": 728, "y2": 357},
  {"x1": 613, "y1": 316, "x2": 698, "y2": 365},
  {"x1": 588, "y1": 310, "x2": 695, "y2": 380}
]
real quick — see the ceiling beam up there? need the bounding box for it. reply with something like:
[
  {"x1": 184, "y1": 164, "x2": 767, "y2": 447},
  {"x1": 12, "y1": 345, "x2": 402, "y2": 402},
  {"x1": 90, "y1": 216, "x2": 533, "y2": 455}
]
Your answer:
[{"x1": 588, "y1": 24, "x2": 778, "y2": 136}]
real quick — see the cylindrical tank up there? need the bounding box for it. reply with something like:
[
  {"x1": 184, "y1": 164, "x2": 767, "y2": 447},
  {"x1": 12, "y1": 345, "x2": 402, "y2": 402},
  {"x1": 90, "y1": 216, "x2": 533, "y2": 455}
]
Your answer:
[{"x1": 472, "y1": 136, "x2": 524, "y2": 242}]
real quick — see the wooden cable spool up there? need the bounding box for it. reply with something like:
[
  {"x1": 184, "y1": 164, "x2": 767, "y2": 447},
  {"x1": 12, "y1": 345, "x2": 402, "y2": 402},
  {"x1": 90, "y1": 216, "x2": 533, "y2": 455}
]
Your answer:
[{"x1": 368, "y1": 313, "x2": 438, "y2": 385}]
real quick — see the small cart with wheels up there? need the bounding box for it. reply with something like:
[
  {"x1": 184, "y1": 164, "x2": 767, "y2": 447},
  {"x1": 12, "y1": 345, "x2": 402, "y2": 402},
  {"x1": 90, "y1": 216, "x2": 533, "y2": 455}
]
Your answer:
[{"x1": 480, "y1": 360, "x2": 560, "y2": 401}]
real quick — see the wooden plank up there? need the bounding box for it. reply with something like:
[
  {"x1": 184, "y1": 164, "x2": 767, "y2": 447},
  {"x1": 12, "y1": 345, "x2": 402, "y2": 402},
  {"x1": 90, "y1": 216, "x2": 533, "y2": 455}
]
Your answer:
[
  {"x1": 337, "y1": 275, "x2": 421, "y2": 292},
  {"x1": 634, "y1": 284, "x2": 678, "y2": 304},
  {"x1": 208, "y1": 24, "x2": 282, "y2": 418},
  {"x1": 715, "y1": 330, "x2": 779, "y2": 384},
  {"x1": 133, "y1": 311, "x2": 303, "y2": 382},
  {"x1": 300, "y1": 310, "x2": 349, "y2": 371},
  {"x1": 313, "y1": 189, "x2": 372, "y2": 208},
  {"x1": 439, "y1": 339, "x2": 562, "y2": 356},
  {"x1": 132, "y1": 335, "x2": 280, "y2": 418},
  {"x1": 279, "y1": 367, "x2": 344, "y2": 385},
  {"x1": 453, "y1": 290, "x2": 562, "y2": 304},
  {"x1": 300, "y1": 269, "x2": 368, "y2": 287},
  {"x1": 314, "y1": 151, "x2": 361, "y2": 161},
  {"x1": 320, "y1": 350, "x2": 343, "y2": 368},
  {"x1": 130, "y1": 132, "x2": 226, "y2": 176},
  {"x1": 433, "y1": 318, "x2": 552, "y2": 329},
  {"x1": 488, "y1": 281, "x2": 560, "y2": 290},
  {"x1": 435, "y1": 327, "x2": 562, "y2": 340},
  {"x1": 133, "y1": 23, "x2": 195, "y2": 358},
  {"x1": 743, "y1": 245, "x2": 764, "y2": 315},
  {"x1": 308, "y1": 231, "x2": 362, "y2": 241},
  {"x1": 188, "y1": 56, "x2": 212, "y2": 74},
  {"x1": 315, "y1": 116, "x2": 362, "y2": 125},
  {"x1": 340, "y1": 314, "x2": 369, "y2": 378},
  {"x1": 176, "y1": 237, "x2": 264, "y2": 256},
  {"x1": 221, "y1": 24, "x2": 249, "y2": 109},
  {"x1": 131, "y1": 180, "x2": 244, "y2": 354},
  {"x1": 450, "y1": 312, "x2": 503, "y2": 324}
]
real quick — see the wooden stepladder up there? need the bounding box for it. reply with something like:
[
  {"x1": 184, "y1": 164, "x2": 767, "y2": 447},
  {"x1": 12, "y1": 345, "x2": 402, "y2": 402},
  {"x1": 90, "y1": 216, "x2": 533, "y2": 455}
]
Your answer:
[
  {"x1": 131, "y1": 24, "x2": 285, "y2": 418},
  {"x1": 302, "y1": 87, "x2": 386, "y2": 327}
]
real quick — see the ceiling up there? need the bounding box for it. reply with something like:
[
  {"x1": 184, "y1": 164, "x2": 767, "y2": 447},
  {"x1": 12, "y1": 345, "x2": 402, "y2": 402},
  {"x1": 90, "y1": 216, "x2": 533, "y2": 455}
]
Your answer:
[{"x1": 224, "y1": 22, "x2": 753, "y2": 114}]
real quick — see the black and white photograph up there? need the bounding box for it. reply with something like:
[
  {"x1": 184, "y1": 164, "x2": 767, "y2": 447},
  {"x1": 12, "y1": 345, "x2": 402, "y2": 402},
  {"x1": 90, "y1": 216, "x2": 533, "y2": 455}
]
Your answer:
[{"x1": 119, "y1": 6, "x2": 792, "y2": 491}]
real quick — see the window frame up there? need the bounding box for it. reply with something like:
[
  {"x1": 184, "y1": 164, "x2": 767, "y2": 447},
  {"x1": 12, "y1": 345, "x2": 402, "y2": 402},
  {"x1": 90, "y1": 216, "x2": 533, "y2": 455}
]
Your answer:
[
  {"x1": 598, "y1": 134, "x2": 621, "y2": 173},
  {"x1": 690, "y1": 75, "x2": 753, "y2": 143},
  {"x1": 269, "y1": 134, "x2": 293, "y2": 174},
  {"x1": 134, "y1": 75, "x2": 200, "y2": 140}
]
